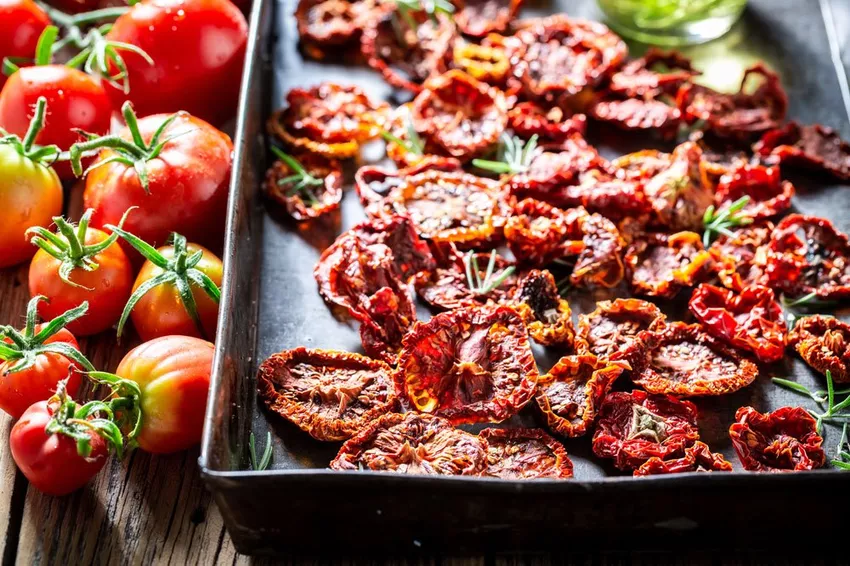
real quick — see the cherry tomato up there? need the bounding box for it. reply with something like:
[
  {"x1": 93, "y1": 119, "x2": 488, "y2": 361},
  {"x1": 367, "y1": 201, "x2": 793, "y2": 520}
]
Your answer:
[
  {"x1": 0, "y1": 0, "x2": 49, "y2": 90},
  {"x1": 105, "y1": 0, "x2": 248, "y2": 125},
  {"x1": 113, "y1": 335, "x2": 214, "y2": 453}
]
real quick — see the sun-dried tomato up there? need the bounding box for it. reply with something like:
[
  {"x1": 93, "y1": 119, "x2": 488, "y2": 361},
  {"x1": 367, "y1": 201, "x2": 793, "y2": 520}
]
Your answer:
[
  {"x1": 452, "y1": 37, "x2": 512, "y2": 87},
  {"x1": 625, "y1": 231, "x2": 713, "y2": 298},
  {"x1": 536, "y1": 354, "x2": 625, "y2": 438},
  {"x1": 330, "y1": 412, "x2": 488, "y2": 474},
  {"x1": 612, "y1": 148, "x2": 671, "y2": 182},
  {"x1": 361, "y1": 9, "x2": 455, "y2": 93},
  {"x1": 416, "y1": 250, "x2": 517, "y2": 310},
  {"x1": 456, "y1": 0, "x2": 523, "y2": 37},
  {"x1": 754, "y1": 121, "x2": 850, "y2": 181},
  {"x1": 513, "y1": 15, "x2": 628, "y2": 103},
  {"x1": 570, "y1": 211, "x2": 626, "y2": 288},
  {"x1": 395, "y1": 305, "x2": 539, "y2": 424},
  {"x1": 697, "y1": 146, "x2": 751, "y2": 191},
  {"x1": 566, "y1": 170, "x2": 650, "y2": 221},
  {"x1": 263, "y1": 152, "x2": 343, "y2": 221},
  {"x1": 257, "y1": 348, "x2": 398, "y2": 441},
  {"x1": 608, "y1": 49, "x2": 697, "y2": 99},
  {"x1": 504, "y1": 199, "x2": 575, "y2": 267},
  {"x1": 633, "y1": 322, "x2": 758, "y2": 397},
  {"x1": 592, "y1": 390, "x2": 701, "y2": 471},
  {"x1": 508, "y1": 102, "x2": 587, "y2": 144},
  {"x1": 479, "y1": 427, "x2": 573, "y2": 479},
  {"x1": 410, "y1": 70, "x2": 508, "y2": 161},
  {"x1": 295, "y1": 0, "x2": 389, "y2": 58},
  {"x1": 590, "y1": 98, "x2": 682, "y2": 139},
  {"x1": 676, "y1": 63, "x2": 788, "y2": 140},
  {"x1": 508, "y1": 269, "x2": 575, "y2": 347},
  {"x1": 729, "y1": 406, "x2": 826, "y2": 472},
  {"x1": 348, "y1": 214, "x2": 437, "y2": 284},
  {"x1": 766, "y1": 214, "x2": 850, "y2": 300},
  {"x1": 356, "y1": 156, "x2": 463, "y2": 205},
  {"x1": 576, "y1": 298, "x2": 666, "y2": 368},
  {"x1": 268, "y1": 83, "x2": 390, "y2": 158},
  {"x1": 633, "y1": 441, "x2": 732, "y2": 476},
  {"x1": 787, "y1": 315, "x2": 850, "y2": 383},
  {"x1": 689, "y1": 283, "x2": 786, "y2": 364},
  {"x1": 709, "y1": 222, "x2": 772, "y2": 292},
  {"x1": 713, "y1": 162, "x2": 793, "y2": 221}
]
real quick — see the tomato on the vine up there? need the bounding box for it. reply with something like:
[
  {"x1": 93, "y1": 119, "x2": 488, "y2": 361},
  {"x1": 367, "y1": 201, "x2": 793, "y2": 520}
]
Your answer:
[{"x1": 0, "y1": 0, "x2": 50, "y2": 90}]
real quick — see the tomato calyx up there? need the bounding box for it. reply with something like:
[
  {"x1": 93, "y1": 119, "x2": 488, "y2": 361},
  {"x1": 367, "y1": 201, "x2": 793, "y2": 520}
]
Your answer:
[
  {"x1": 0, "y1": 96, "x2": 61, "y2": 165},
  {"x1": 106, "y1": 227, "x2": 221, "y2": 339},
  {"x1": 45, "y1": 378, "x2": 125, "y2": 459},
  {"x1": 0, "y1": 296, "x2": 94, "y2": 375},
  {"x1": 87, "y1": 370, "x2": 143, "y2": 448}
]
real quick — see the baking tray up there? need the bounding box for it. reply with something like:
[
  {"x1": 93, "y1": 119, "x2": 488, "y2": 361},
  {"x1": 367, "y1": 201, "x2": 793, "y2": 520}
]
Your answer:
[{"x1": 200, "y1": 0, "x2": 850, "y2": 555}]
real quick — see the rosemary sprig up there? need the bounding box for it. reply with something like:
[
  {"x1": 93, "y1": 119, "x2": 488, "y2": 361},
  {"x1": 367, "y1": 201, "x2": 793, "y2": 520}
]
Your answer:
[
  {"x1": 463, "y1": 250, "x2": 515, "y2": 296},
  {"x1": 271, "y1": 146, "x2": 322, "y2": 205},
  {"x1": 779, "y1": 295, "x2": 837, "y2": 327},
  {"x1": 380, "y1": 115, "x2": 424, "y2": 157},
  {"x1": 702, "y1": 195, "x2": 753, "y2": 247},
  {"x1": 249, "y1": 431, "x2": 273, "y2": 471},
  {"x1": 832, "y1": 423, "x2": 850, "y2": 470},
  {"x1": 472, "y1": 134, "x2": 540, "y2": 175},
  {"x1": 772, "y1": 370, "x2": 850, "y2": 436}
]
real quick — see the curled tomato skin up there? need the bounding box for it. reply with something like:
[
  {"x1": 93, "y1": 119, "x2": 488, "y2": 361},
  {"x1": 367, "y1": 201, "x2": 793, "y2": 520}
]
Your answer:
[
  {"x1": 576, "y1": 298, "x2": 666, "y2": 368},
  {"x1": 535, "y1": 354, "x2": 625, "y2": 438},
  {"x1": 787, "y1": 315, "x2": 850, "y2": 383},
  {"x1": 330, "y1": 412, "x2": 488, "y2": 475},
  {"x1": 507, "y1": 102, "x2": 587, "y2": 144},
  {"x1": 713, "y1": 162, "x2": 793, "y2": 221},
  {"x1": 508, "y1": 269, "x2": 575, "y2": 347},
  {"x1": 395, "y1": 306, "x2": 539, "y2": 425},
  {"x1": 633, "y1": 322, "x2": 758, "y2": 397},
  {"x1": 257, "y1": 348, "x2": 398, "y2": 442},
  {"x1": 455, "y1": 0, "x2": 523, "y2": 38},
  {"x1": 625, "y1": 231, "x2": 714, "y2": 298},
  {"x1": 263, "y1": 153, "x2": 343, "y2": 221},
  {"x1": 634, "y1": 441, "x2": 732, "y2": 476},
  {"x1": 688, "y1": 283, "x2": 787, "y2": 364},
  {"x1": 729, "y1": 406, "x2": 826, "y2": 472},
  {"x1": 709, "y1": 223, "x2": 772, "y2": 292},
  {"x1": 479, "y1": 427, "x2": 573, "y2": 479},
  {"x1": 592, "y1": 390, "x2": 700, "y2": 472},
  {"x1": 754, "y1": 121, "x2": 850, "y2": 181}
]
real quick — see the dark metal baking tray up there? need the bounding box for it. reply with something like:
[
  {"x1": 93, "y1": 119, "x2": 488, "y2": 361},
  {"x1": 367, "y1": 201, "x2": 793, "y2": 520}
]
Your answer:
[{"x1": 200, "y1": 0, "x2": 850, "y2": 555}]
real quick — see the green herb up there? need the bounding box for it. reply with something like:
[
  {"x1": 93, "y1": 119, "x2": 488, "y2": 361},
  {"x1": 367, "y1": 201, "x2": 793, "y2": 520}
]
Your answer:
[
  {"x1": 249, "y1": 431, "x2": 273, "y2": 471},
  {"x1": 472, "y1": 134, "x2": 540, "y2": 175},
  {"x1": 702, "y1": 196, "x2": 753, "y2": 248},
  {"x1": 772, "y1": 370, "x2": 850, "y2": 435},
  {"x1": 380, "y1": 115, "x2": 424, "y2": 157},
  {"x1": 779, "y1": 294, "x2": 837, "y2": 327},
  {"x1": 271, "y1": 146, "x2": 322, "y2": 205},
  {"x1": 463, "y1": 250, "x2": 515, "y2": 296}
]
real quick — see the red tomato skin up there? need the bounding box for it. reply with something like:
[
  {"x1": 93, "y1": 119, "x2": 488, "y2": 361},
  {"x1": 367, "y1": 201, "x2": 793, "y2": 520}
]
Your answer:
[
  {"x1": 0, "y1": 326, "x2": 83, "y2": 419},
  {"x1": 28, "y1": 229, "x2": 134, "y2": 336},
  {"x1": 83, "y1": 112, "x2": 233, "y2": 252},
  {"x1": 0, "y1": 66, "x2": 112, "y2": 179},
  {"x1": 10, "y1": 401, "x2": 108, "y2": 496},
  {"x1": 105, "y1": 0, "x2": 248, "y2": 125},
  {"x1": 0, "y1": 0, "x2": 50, "y2": 90},
  {"x1": 116, "y1": 335, "x2": 214, "y2": 453}
]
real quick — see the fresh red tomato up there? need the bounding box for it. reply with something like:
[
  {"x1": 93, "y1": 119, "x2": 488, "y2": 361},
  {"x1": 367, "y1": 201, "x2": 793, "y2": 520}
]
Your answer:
[
  {"x1": 111, "y1": 335, "x2": 214, "y2": 453},
  {"x1": 105, "y1": 0, "x2": 248, "y2": 125},
  {"x1": 28, "y1": 210, "x2": 134, "y2": 336},
  {"x1": 77, "y1": 106, "x2": 233, "y2": 251},
  {"x1": 0, "y1": 0, "x2": 50, "y2": 90}
]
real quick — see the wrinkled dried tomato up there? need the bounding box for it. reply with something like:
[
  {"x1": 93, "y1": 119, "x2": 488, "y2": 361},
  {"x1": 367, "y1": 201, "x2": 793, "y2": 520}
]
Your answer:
[
  {"x1": 395, "y1": 305, "x2": 539, "y2": 424},
  {"x1": 509, "y1": 269, "x2": 575, "y2": 347},
  {"x1": 592, "y1": 390, "x2": 700, "y2": 471},
  {"x1": 268, "y1": 83, "x2": 390, "y2": 158},
  {"x1": 263, "y1": 152, "x2": 343, "y2": 221},
  {"x1": 754, "y1": 121, "x2": 850, "y2": 181},
  {"x1": 612, "y1": 148, "x2": 671, "y2": 182},
  {"x1": 729, "y1": 406, "x2": 826, "y2": 472},
  {"x1": 508, "y1": 102, "x2": 587, "y2": 145},
  {"x1": 634, "y1": 441, "x2": 732, "y2": 476},
  {"x1": 709, "y1": 223, "x2": 772, "y2": 292},
  {"x1": 640, "y1": 141, "x2": 713, "y2": 232},
  {"x1": 331, "y1": 412, "x2": 488, "y2": 475},
  {"x1": 504, "y1": 199, "x2": 576, "y2": 267},
  {"x1": 576, "y1": 298, "x2": 666, "y2": 368},
  {"x1": 479, "y1": 427, "x2": 573, "y2": 479},
  {"x1": 766, "y1": 214, "x2": 850, "y2": 300},
  {"x1": 452, "y1": 38, "x2": 512, "y2": 87},
  {"x1": 416, "y1": 250, "x2": 517, "y2": 310},
  {"x1": 590, "y1": 98, "x2": 682, "y2": 139},
  {"x1": 295, "y1": 0, "x2": 389, "y2": 57},
  {"x1": 567, "y1": 170, "x2": 651, "y2": 221},
  {"x1": 633, "y1": 322, "x2": 758, "y2": 397},
  {"x1": 608, "y1": 49, "x2": 697, "y2": 99},
  {"x1": 456, "y1": 0, "x2": 523, "y2": 37},
  {"x1": 714, "y1": 162, "x2": 793, "y2": 221},
  {"x1": 348, "y1": 214, "x2": 437, "y2": 284},
  {"x1": 676, "y1": 63, "x2": 788, "y2": 140},
  {"x1": 410, "y1": 70, "x2": 508, "y2": 161},
  {"x1": 787, "y1": 315, "x2": 850, "y2": 383},
  {"x1": 356, "y1": 156, "x2": 463, "y2": 205},
  {"x1": 257, "y1": 348, "x2": 398, "y2": 441},
  {"x1": 571, "y1": 211, "x2": 626, "y2": 288},
  {"x1": 697, "y1": 146, "x2": 751, "y2": 191},
  {"x1": 625, "y1": 231, "x2": 713, "y2": 298},
  {"x1": 536, "y1": 354, "x2": 625, "y2": 438}
]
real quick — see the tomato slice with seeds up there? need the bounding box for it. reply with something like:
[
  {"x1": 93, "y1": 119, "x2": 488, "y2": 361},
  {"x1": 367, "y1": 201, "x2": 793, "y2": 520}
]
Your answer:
[
  {"x1": 504, "y1": 199, "x2": 575, "y2": 268},
  {"x1": 729, "y1": 406, "x2": 826, "y2": 472},
  {"x1": 787, "y1": 315, "x2": 850, "y2": 383},
  {"x1": 633, "y1": 441, "x2": 732, "y2": 476},
  {"x1": 508, "y1": 269, "x2": 575, "y2": 347},
  {"x1": 295, "y1": 0, "x2": 388, "y2": 57},
  {"x1": 576, "y1": 298, "x2": 666, "y2": 368},
  {"x1": 455, "y1": 0, "x2": 523, "y2": 37},
  {"x1": 263, "y1": 152, "x2": 343, "y2": 221},
  {"x1": 754, "y1": 121, "x2": 850, "y2": 181},
  {"x1": 479, "y1": 427, "x2": 573, "y2": 479},
  {"x1": 625, "y1": 231, "x2": 713, "y2": 298},
  {"x1": 708, "y1": 223, "x2": 772, "y2": 292},
  {"x1": 347, "y1": 214, "x2": 437, "y2": 284},
  {"x1": 713, "y1": 162, "x2": 793, "y2": 221},
  {"x1": 590, "y1": 98, "x2": 682, "y2": 139},
  {"x1": 507, "y1": 102, "x2": 587, "y2": 144}
]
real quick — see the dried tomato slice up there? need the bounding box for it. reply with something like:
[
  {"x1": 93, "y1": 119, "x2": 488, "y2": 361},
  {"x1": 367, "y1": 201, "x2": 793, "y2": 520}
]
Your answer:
[
  {"x1": 452, "y1": 37, "x2": 513, "y2": 87},
  {"x1": 295, "y1": 0, "x2": 389, "y2": 57},
  {"x1": 257, "y1": 348, "x2": 397, "y2": 441},
  {"x1": 330, "y1": 412, "x2": 488, "y2": 475},
  {"x1": 787, "y1": 315, "x2": 850, "y2": 383},
  {"x1": 508, "y1": 269, "x2": 575, "y2": 347},
  {"x1": 416, "y1": 250, "x2": 517, "y2": 310},
  {"x1": 640, "y1": 141, "x2": 713, "y2": 232},
  {"x1": 633, "y1": 322, "x2": 758, "y2": 397},
  {"x1": 729, "y1": 406, "x2": 826, "y2": 472},
  {"x1": 625, "y1": 231, "x2": 713, "y2": 298},
  {"x1": 766, "y1": 214, "x2": 850, "y2": 300},
  {"x1": 567, "y1": 170, "x2": 650, "y2": 222},
  {"x1": 268, "y1": 83, "x2": 390, "y2": 158},
  {"x1": 508, "y1": 102, "x2": 587, "y2": 145},
  {"x1": 263, "y1": 152, "x2": 343, "y2": 221},
  {"x1": 709, "y1": 222, "x2": 772, "y2": 292},
  {"x1": 395, "y1": 305, "x2": 539, "y2": 424},
  {"x1": 355, "y1": 156, "x2": 463, "y2": 205},
  {"x1": 570, "y1": 211, "x2": 626, "y2": 288},
  {"x1": 688, "y1": 283, "x2": 787, "y2": 364},
  {"x1": 504, "y1": 199, "x2": 575, "y2": 268},
  {"x1": 676, "y1": 63, "x2": 788, "y2": 140},
  {"x1": 607, "y1": 49, "x2": 697, "y2": 99},
  {"x1": 456, "y1": 0, "x2": 523, "y2": 37},
  {"x1": 592, "y1": 390, "x2": 701, "y2": 471},
  {"x1": 576, "y1": 298, "x2": 666, "y2": 368},
  {"x1": 479, "y1": 427, "x2": 573, "y2": 479},
  {"x1": 713, "y1": 162, "x2": 793, "y2": 221},
  {"x1": 633, "y1": 441, "x2": 732, "y2": 476},
  {"x1": 590, "y1": 98, "x2": 682, "y2": 139},
  {"x1": 754, "y1": 122, "x2": 850, "y2": 181},
  {"x1": 348, "y1": 214, "x2": 437, "y2": 284},
  {"x1": 410, "y1": 70, "x2": 508, "y2": 161},
  {"x1": 536, "y1": 354, "x2": 625, "y2": 438}
]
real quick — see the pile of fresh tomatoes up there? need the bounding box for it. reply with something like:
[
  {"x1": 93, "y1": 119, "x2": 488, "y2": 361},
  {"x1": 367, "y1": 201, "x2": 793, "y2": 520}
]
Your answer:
[{"x1": 0, "y1": 0, "x2": 248, "y2": 495}]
